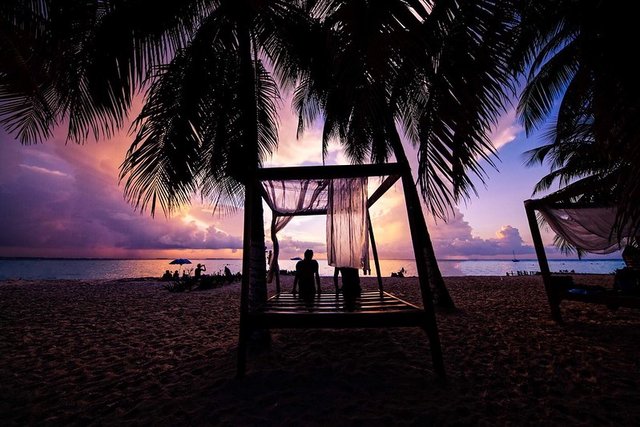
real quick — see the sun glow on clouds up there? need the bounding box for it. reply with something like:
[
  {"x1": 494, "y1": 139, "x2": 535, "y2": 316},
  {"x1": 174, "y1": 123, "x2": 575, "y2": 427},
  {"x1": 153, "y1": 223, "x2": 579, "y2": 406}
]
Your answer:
[
  {"x1": 0, "y1": 118, "x2": 244, "y2": 258},
  {"x1": 1, "y1": 90, "x2": 537, "y2": 260},
  {"x1": 19, "y1": 164, "x2": 70, "y2": 177},
  {"x1": 181, "y1": 213, "x2": 210, "y2": 233},
  {"x1": 489, "y1": 108, "x2": 522, "y2": 151}
]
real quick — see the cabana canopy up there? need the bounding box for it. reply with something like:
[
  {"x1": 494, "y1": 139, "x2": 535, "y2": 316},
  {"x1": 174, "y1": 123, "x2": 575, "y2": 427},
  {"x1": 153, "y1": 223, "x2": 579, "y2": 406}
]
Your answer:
[
  {"x1": 259, "y1": 163, "x2": 401, "y2": 215},
  {"x1": 536, "y1": 204, "x2": 634, "y2": 254},
  {"x1": 525, "y1": 198, "x2": 639, "y2": 322},
  {"x1": 259, "y1": 163, "x2": 402, "y2": 285}
]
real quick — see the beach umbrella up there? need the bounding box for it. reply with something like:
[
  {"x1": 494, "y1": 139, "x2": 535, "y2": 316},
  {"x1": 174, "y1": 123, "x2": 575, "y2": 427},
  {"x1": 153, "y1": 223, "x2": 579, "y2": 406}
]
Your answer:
[{"x1": 169, "y1": 258, "x2": 191, "y2": 273}]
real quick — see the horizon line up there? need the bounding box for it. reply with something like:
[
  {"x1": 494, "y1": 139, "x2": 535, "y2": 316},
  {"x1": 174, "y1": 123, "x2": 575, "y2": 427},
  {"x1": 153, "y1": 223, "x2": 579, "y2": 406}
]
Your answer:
[{"x1": 0, "y1": 256, "x2": 624, "y2": 262}]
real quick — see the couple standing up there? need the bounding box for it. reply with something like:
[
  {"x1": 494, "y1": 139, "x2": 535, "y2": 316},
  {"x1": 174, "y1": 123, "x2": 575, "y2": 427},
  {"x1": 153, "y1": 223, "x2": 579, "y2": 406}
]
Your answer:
[{"x1": 293, "y1": 249, "x2": 361, "y2": 308}]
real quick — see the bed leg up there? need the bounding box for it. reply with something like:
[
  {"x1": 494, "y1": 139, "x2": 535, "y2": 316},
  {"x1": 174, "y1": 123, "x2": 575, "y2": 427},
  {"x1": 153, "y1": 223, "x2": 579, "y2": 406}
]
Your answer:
[
  {"x1": 422, "y1": 322, "x2": 446, "y2": 382},
  {"x1": 550, "y1": 304, "x2": 563, "y2": 324},
  {"x1": 236, "y1": 321, "x2": 249, "y2": 378}
]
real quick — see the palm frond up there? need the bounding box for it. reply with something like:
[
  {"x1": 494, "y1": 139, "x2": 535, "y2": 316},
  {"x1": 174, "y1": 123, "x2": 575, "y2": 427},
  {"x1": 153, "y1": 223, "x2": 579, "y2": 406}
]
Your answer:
[
  {"x1": 121, "y1": 7, "x2": 282, "y2": 217},
  {"x1": 120, "y1": 23, "x2": 242, "y2": 216},
  {"x1": 0, "y1": 0, "x2": 211, "y2": 144},
  {"x1": 410, "y1": 0, "x2": 514, "y2": 217},
  {"x1": 517, "y1": 40, "x2": 580, "y2": 135}
]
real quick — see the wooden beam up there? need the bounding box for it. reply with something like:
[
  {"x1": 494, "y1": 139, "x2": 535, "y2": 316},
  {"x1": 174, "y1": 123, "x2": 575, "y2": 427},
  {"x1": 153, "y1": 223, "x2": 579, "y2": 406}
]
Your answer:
[
  {"x1": 368, "y1": 211, "x2": 384, "y2": 294},
  {"x1": 524, "y1": 199, "x2": 562, "y2": 322},
  {"x1": 524, "y1": 200, "x2": 552, "y2": 277},
  {"x1": 272, "y1": 209, "x2": 327, "y2": 217},
  {"x1": 367, "y1": 174, "x2": 401, "y2": 207},
  {"x1": 256, "y1": 163, "x2": 403, "y2": 181}
]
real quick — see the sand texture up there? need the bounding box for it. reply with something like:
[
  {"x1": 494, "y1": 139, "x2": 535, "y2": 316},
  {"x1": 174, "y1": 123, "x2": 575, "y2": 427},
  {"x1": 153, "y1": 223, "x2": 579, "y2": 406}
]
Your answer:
[{"x1": 1, "y1": 275, "x2": 640, "y2": 426}]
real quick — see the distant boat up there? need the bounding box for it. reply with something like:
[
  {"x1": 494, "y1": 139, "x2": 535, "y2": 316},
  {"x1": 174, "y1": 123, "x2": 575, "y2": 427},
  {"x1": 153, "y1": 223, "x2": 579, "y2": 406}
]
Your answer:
[
  {"x1": 512, "y1": 251, "x2": 520, "y2": 262},
  {"x1": 290, "y1": 257, "x2": 302, "y2": 261}
]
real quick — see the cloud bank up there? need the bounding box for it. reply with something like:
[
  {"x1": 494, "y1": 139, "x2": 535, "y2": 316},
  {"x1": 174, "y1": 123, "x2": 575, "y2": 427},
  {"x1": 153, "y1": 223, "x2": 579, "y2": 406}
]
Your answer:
[
  {"x1": 0, "y1": 104, "x2": 540, "y2": 260},
  {"x1": 0, "y1": 129, "x2": 244, "y2": 258}
]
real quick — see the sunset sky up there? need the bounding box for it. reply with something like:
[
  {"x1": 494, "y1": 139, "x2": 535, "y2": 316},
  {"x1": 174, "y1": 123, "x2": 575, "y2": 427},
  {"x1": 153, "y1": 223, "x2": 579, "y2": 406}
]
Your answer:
[{"x1": 0, "y1": 96, "x2": 620, "y2": 261}]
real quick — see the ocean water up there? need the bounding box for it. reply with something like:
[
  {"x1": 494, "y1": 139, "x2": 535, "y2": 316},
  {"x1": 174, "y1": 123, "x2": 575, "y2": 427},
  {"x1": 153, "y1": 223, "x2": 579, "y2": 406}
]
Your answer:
[{"x1": 0, "y1": 258, "x2": 625, "y2": 281}]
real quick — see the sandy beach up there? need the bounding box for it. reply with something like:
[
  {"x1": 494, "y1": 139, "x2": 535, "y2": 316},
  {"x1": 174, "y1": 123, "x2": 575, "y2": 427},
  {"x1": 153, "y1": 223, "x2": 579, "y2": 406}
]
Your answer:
[{"x1": 1, "y1": 275, "x2": 639, "y2": 425}]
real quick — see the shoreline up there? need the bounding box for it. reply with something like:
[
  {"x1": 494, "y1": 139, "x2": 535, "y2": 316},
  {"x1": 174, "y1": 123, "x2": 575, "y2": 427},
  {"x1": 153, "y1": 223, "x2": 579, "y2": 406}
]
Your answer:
[
  {"x1": 0, "y1": 258, "x2": 626, "y2": 282},
  {"x1": 2, "y1": 275, "x2": 639, "y2": 425}
]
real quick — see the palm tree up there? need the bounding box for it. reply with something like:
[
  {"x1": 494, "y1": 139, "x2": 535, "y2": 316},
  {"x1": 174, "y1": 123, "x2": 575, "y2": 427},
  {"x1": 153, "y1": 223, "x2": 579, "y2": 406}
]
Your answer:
[
  {"x1": 2, "y1": 1, "x2": 517, "y2": 313},
  {"x1": 513, "y1": 0, "x2": 640, "y2": 238},
  {"x1": 1, "y1": 0, "x2": 313, "y2": 325},
  {"x1": 120, "y1": 1, "x2": 318, "y2": 320},
  {"x1": 294, "y1": 0, "x2": 515, "y2": 310}
]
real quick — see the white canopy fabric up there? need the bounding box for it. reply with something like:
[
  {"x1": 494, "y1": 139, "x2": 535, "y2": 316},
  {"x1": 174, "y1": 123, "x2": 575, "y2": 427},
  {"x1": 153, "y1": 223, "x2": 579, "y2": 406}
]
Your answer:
[
  {"x1": 538, "y1": 206, "x2": 633, "y2": 254},
  {"x1": 262, "y1": 177, "x2": 370, "y2": 277},
  {"x1": 326, "y1": 178, "x2": 370, "y2": 270},
  {"x1": 264, "y1": 179, "x2": 327, "y2": 281},
  {"x1": 262, "y1": 179, "x2": 328, "y2": 215}
]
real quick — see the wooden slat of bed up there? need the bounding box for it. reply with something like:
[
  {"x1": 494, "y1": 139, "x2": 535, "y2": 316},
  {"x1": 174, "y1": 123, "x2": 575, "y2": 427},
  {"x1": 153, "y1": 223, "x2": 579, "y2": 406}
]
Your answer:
[{"x1": 247, "y1": 291, "x2": 428, "y2": 329}]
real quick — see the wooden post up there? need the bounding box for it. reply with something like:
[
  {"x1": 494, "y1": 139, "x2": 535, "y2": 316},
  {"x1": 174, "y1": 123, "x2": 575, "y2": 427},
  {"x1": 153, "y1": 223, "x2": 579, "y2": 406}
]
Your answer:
[
  {"x1": 524, "y1": 200, "x2": 562, "y2": 323},
  {"x1": 270, "y1": 215, "x2": 281, "y2": 294},
  {"x1": 367, "y1": 211, "x2": 384, "y2": 294}
]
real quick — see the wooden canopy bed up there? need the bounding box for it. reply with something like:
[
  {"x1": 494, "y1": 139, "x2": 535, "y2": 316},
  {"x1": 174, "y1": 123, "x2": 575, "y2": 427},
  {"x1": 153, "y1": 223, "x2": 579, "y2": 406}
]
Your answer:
[
  {"x1": 524, "y1": 198, "x2": 640, "y2": 323},
  {"x1": 237, "y1": 163, "x2": 445, "y2": 378}
]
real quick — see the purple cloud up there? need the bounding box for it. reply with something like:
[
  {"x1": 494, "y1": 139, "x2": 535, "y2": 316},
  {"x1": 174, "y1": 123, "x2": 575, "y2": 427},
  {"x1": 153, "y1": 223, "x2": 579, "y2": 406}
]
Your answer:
[{"x1": 0, "y1": 131, "x2": 244, "y2": 257}]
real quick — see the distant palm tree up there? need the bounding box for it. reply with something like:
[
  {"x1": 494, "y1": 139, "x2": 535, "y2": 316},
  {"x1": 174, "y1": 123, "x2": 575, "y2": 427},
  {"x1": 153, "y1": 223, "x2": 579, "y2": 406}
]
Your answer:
[
  {"x1": 513, "y1": 0, "x2": 640, "y2": 237},
  {"x1": 294, "y1": 0, "x2": 515, "y2": 309}
]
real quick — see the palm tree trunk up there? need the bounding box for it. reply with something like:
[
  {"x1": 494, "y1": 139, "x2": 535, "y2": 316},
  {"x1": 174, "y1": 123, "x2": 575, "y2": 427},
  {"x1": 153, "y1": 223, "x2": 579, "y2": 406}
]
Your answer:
[
  {"x1": 385, "y1": 112, "x2": 455, "y2": 311},
  {"x1": 237, "y1": 22, "x2": 268, "y2": 332}
]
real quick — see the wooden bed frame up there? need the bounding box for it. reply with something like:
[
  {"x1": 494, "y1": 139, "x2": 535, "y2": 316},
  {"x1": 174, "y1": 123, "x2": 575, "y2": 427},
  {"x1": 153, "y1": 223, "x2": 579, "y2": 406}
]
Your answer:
[{"x1": 237, "y1": 163, "x2": 446, "y2": 379}]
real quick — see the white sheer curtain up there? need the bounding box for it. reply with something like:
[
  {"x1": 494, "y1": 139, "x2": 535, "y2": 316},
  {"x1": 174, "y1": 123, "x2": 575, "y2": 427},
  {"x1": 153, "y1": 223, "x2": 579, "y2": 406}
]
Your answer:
[
  {"x1": 326, "y1": 178, "x2": 370, "y2": 270},
  {"x1": 266, "y1": 180, "x2": 327, "y2": 282},
  {"x1": 538, "y1": 207, "x2": 633, "y2": 254},
  {"x1": 262, "y1": 179, "x2": 328, "y2": 215}
]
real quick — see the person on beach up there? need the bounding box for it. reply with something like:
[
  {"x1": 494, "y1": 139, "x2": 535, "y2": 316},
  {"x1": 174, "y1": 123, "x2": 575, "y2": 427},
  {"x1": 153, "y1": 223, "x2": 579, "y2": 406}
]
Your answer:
[
  {"x1": 224, "y1": 265, "x2": 233, "y2": 282},
  {"x1": 172, "y1": 270, "x2": 179, "y2": 279},
  {"x1": 162, "y1": 270, "x2": 172, "y2": 280},
  {"x1": 195, "y1": 263, "x2": 206, "y2": 278},
  {"x1": 293, "y1": 249, "x2": 321, "y2": 303},
  {"x1": 334, "y1": 267, "x2": 361, "y2": 310}
]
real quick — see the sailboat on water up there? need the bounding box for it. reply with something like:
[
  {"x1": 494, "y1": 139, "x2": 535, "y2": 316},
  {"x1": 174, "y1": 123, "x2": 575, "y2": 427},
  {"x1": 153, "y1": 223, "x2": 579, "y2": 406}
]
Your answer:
[{"x1": 512, "y1": 250, "x2": 520, "y2": 262}]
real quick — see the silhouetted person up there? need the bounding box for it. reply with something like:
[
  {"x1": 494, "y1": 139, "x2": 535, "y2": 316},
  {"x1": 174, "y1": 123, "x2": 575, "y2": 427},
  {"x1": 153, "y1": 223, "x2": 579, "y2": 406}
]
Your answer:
[
  {"x1": 333, "y1": 267, "x2": 341, "y2": 293},
  {"x1": 293, "y1": 249, "x2": 321, "y2": 304},
  {"x1": 224, "y1": 265, "x2": 233, "y2": 282},
  {"x1": 172, "y1": 270, "x2": 179, "y2": 279},
  {"x1": 162, "y1": 270, "x2": 172, "y2": 280},
  {"x1": 195, "y1": 263, "x2": 206, "y2": 278},
  {"x1": 335, "y1": 267, "x2": 361, "y2": 310}
]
